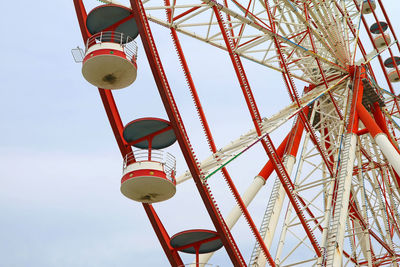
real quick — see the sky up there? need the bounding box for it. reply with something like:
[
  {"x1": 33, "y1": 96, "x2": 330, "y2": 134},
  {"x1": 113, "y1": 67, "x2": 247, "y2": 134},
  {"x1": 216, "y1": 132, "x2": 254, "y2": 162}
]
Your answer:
[{"x1": 0, "y1": 0, "x2": 399, "y2": 266}]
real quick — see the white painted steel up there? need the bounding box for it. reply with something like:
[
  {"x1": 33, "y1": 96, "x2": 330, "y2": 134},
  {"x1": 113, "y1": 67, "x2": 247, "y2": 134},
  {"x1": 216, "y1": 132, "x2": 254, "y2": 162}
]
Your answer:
[
  {"x1": 253, "y1": 155, "x2": 296, "y2": 267},
  {"x1": 274, "y1": 203, "x2": 293, "y2": 265},
  {"x1": 355, "y1": 148, "x2": 373, "y2": 267},
  {"x1": 176, "y1": 77, "x2": 349, "y2": 185},
  {"x1": 197, "y1": 175, "x2": 266, "y2": 264},
  {"x1": 325, "y1": 133, "x2": 357, "y2": 266},
  {"x1": 375, "y1": 133, "x2": 400, "y2": 175}
]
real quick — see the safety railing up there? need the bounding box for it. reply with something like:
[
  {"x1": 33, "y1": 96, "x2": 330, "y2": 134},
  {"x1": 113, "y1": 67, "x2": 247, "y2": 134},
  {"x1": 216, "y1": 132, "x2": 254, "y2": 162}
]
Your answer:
[
  {"x1": 123, "y1": 149, "x2": 176, "y2": 182},
  {"x1": 85, "y1": 31, "x2": 138, "y2": 61}
]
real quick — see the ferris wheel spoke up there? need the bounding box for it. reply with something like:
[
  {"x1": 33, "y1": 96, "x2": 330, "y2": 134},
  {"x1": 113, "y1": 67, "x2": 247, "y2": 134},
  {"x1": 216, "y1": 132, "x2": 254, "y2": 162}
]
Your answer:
[
  {"x1": 176, "y1": 76, "x2": 349, "y2": 185},
  {"x1": 144, "y1": 0, "x2": 348, "y2": 78}
]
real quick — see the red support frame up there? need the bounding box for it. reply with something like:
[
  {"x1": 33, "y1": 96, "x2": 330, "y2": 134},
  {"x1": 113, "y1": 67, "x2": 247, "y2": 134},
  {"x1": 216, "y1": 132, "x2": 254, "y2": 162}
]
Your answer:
[
  {"x1": 72, "y1": 1, "x2": 183, "y2": 266},
  {"x1": 214, "y1": 2, "x2": 324, "y2": 257},
  {"x1": 222, "y1": 8, "x2": 322, "y2": 258},
  {"x1": 128, "y1": 0, "x2": 247, "y2": 265},
  {"x1": 166, "y1": 3, "x2": 278, "y2": 265}
]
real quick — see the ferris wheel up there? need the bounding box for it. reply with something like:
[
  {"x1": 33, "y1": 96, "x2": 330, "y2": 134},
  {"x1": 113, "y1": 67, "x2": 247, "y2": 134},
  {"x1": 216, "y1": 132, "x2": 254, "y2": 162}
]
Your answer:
[{"x1": 72, "y1": 0, "x2": 400, "y2": 266}]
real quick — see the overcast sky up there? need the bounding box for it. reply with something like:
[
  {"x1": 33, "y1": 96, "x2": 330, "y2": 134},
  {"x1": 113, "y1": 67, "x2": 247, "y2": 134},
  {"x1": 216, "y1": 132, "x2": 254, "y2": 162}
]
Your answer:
[{"x1": 0, "y1": 0, "x2": 399, "y2": 266}]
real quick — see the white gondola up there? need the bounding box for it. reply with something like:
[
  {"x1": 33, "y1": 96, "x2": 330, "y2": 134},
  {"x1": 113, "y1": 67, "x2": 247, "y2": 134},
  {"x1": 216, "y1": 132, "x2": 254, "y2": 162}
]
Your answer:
[
  {"x1": 388, "y1": 69, "x2": 400, "y2": 83},
  {"x1": 373, "y1": 33, "x2": 391, "y2": 48},
  {"x1": 120, "y1": 118, "x2": 177, "y2": 203},
  {"x1": 121, "y1": 150, "x2": 176, "y2": 203},
  {"x1": 81, "y1": 32, "x2": 138, "y2": 89},
  {"x1": 361, "y1": 0, "x2": 376, "y2": 14}
]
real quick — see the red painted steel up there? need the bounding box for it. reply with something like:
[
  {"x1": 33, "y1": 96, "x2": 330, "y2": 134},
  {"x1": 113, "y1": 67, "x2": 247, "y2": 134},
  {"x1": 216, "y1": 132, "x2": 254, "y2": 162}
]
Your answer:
[
  {"x1": 164, "y1": 5, "x2": 217, "y2": 153},
  {"x1": 143, "y1": 204, "x2": 184, "y2": 266},
  {"x1": 349, "y1": 202, "x2": 397, "y2": 257},
  {"x1": 128, "y1": 0, "x2": 246, "y2": 265},
  {"x1": 172, "y1": 235, "x2": 220, "y2": 252},
  {"x1": 335, "y1": 0, "x2": 381, "y2": 88},
  {"x1": 261, "y1": 133, "x2": 322, "y2": 257},
  {"x1": 173, "y1": 6, "x2": 201, "y2": 21},
  {"x1": 98, "y1": 87, "x2": 133, "y2": 157},
  {"x1": 126, "y1": 126, "x2": 173, "y2": 147},
  {"x1": 356, "y1": 128, "x2": 369, "y2": 136},
  {"x1": 212, "y1": 7, "x2": 263, "y2": 132},
  {"x1": 347, "y1": 66, "x2": 365, "y2": 134},
  {"x1": 121, "y1": 169, "x2": 168, "y2": 183},
  {"x1": 287, "y1": 110, "x2": 307, "y2": 157},
  {"x1": 213, "y1": 6, "x2": 321, "y2": 265},
  {"x1": 102, "y1": 14, "x2": 135, "y2": 32},
  {"x1": 357, "y1": 103, "x2": 383, "y2": 138},
  {"x1": 73, "y1": 0, "x2": 90, "y2": 41},
  {"x1": 73, "y1": 0, "x2": 132, "y2": 157},
  {"x1": 222, "y1": 0, "x2": 323, "y2": 256},
  {"x1": 167, "y1": 1, "x2": 275, "y2": 264},
  {"x1": 257, "y1": 133, "x2": 290, "y2": 180},
  {"x1": 165, "y1": 5, "x2": 277, "y2": 265}
]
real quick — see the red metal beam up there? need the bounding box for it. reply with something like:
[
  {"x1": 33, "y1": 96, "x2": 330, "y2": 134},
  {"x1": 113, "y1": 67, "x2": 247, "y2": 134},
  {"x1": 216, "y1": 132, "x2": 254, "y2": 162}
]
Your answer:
[
  {"x1": 143, "y1": 204, "x2": 184, "y2": 266},
  {"x1": 73, "y1": 0, "x2": 90, "y2": 41},
  {"x1": 215, "y1": 1, "x2": 322, "y2": 256},
  {"x1": 73, "y1": 0, "x2": 132, "y2": 157},
  {"x1": 129, "y1": 0, "x2": 246, "y2": 265},
  {"x1": 166, "y1": 5, "x2": 277, "y2": 265},
  {"x1": 173, "y1": 6, "x2": 201, "y2": 21},
  {"x1": 98, "y1": 90, "x2": 132, "y2": 156},
  {"x1": 257, "y1": 132, "x2": 291, "y2": 180}
]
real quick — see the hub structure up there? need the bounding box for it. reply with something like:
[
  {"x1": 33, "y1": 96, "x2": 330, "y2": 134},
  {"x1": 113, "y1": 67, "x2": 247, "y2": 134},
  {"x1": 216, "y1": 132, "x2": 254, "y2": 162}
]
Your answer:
[{"x1": 73, "y1": 0, "x2": 400, "y2": 266}]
